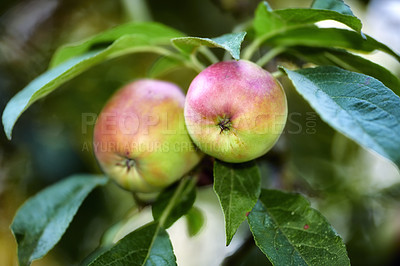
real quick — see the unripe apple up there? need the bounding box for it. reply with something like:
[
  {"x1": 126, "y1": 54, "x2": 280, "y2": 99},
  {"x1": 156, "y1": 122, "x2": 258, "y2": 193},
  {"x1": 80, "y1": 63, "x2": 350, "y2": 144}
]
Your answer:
[
  {"x1": 184, "y1": 60, "x2": 287, "y2": 163},
  {"x1": 94, "y1": 79, "x2": 203, "y2": 193}
]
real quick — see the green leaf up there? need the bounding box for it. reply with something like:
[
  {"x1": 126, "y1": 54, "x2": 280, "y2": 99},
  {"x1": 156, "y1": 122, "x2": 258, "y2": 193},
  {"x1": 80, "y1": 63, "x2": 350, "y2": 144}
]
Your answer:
[
  {"x1": 311, "y1": 0, "x2": 354, "y2": 16},
  {"x1": 11, "y1": 175, "x2": 108, "y2": 266},
  {"x1": 50, "y1": 22, "x2": 184, "y2": 67},
  {"x1": 250, "y1": 4, "x2": 399, "y2": 62},
  {"x1": 288, "y1": 46, "x2": 400, "y2": 95},
  {"x1": 88, "y1": 222, "x2": 176, "y2": 266},
  {"x1": 253, "y1": 2, "x2": 286, "y2": 36},
  {"x1": 2, "y1": 22, "x2": 184, "y2": 140},
  {"x1": 213, "y1": 160, "x2": 261, "y2": 246},
  {"x1": 185, "y1": 207, "x2": 205, "y2": 237},
  {"x1": 172, "y1": 32, "x2": 247, "y2": 60},
  {"x1": 248, "y1": 189, "x2": 350, "y2": 265},
  {"x1": 253, "y1": 2, "x2": 362, "y2": 37},
  {"x1": 250, "y1": 3, "x2": 400, "y2": 63},
  {"x1": 281, "y1": 66, "x2": 400, "y2": 168},
  {"x1": 152, "y1": 177, "x2": 196, "y2": 229},
  {"x1": 266, "y1": 27, "x2": 400, "y2": 61},
  {"x1": 2, "y1": 34, "x2": 176, "y2": 140}
]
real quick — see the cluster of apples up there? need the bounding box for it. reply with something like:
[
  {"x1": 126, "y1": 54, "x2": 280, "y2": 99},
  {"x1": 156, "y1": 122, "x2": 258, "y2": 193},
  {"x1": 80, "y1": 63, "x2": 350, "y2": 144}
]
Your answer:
[{"x1": 93, "y1": 60, "x2": 287, "y2": 193}]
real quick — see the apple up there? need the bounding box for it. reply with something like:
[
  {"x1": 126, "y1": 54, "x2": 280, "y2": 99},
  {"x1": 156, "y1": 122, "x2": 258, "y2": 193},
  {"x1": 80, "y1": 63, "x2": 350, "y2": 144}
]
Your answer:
[
  {"x1": 184, "y1": 60, "x2": 287, "y2": 163},
  {"x1": 93, "y1": 79, "x2": 203, "y2": 193}
]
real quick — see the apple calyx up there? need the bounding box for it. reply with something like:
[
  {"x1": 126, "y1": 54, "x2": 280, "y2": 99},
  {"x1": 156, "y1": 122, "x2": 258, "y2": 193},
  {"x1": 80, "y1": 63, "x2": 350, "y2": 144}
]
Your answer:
[
  {"x1": 217, "y1": 116, "x2": 233, "y2": 134},
  {"x1": 116, "y1": 157, "x2": 136, "y2": 172}
]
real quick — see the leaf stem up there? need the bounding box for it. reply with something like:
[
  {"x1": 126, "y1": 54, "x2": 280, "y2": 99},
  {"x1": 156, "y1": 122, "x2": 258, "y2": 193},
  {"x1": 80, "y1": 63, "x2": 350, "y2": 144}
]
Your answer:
[
  {"x1": 242, "y1": 37, "x2": 263, "y2": 60},
  {"x1": 158, "y1": 177, "x2": 196, "y2": 228},
  {"x1": 190, "y1": 53, "x2": 206, "y2": 73},
  {"x1": 198, "y1": 47, "x2": 219, "y2": 64},
  {"x1": 256, "y1": 47, "x2": 286, "y2": 67},
  {"x1": 272, "y1": 70, "x2": 284, "y2": 78},
  {"x1": 110, "y1": 46, "x2": 203, "y2": 73},
  {"x1": 145, "y1": 47, "x2": 202, "y2": 72},
  {"x1": 242, "y1": 24, "x2": 306, "y2": 60},
  {"x1": 121, "y1": 0, "x2": 152, "y2": 21}
]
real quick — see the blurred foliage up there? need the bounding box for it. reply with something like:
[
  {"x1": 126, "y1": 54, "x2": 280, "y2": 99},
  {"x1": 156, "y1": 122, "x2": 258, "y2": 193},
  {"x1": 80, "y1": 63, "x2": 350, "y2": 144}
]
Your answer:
[{"x1": 0, "y1": 0, "x2": 399, "y2": 265}]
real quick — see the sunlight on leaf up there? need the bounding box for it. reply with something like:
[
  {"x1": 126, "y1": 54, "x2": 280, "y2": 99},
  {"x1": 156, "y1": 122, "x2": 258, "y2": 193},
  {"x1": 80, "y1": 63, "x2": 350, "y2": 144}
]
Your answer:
[
  {"x1": 2, "y1": 34, "x2": 178, "y2": 140},
  {"x1": 50, "y1": 22, "x2": 184, "y2": 67}
]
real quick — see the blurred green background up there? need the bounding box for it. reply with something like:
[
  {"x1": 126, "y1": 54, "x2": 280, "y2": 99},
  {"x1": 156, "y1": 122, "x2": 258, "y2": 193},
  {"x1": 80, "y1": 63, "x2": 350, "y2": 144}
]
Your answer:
[{"x1": 1, "y1": 0, "x2": 400, "y2": 265}]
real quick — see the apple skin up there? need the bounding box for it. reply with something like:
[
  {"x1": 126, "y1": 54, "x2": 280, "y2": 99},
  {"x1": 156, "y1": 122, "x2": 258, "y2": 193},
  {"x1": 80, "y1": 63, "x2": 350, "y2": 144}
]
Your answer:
[
  {"x1": 184, "y1": 60, "x2": 287, "y2": 163},
  {"x1": 94, "y1": 79, "x2": 203, "y2": 193}
]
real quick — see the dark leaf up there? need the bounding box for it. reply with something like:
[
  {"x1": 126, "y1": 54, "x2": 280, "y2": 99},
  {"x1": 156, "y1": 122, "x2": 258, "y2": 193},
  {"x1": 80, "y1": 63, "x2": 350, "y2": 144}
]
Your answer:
[
  {"x1": 288, "y1": 46, "x2": 400, "y2": 95},
  {"x1": 281, "y1": 66, "x2": 400, "y2": 168},
  {"x1": 88, "y1": 222, "x2": 176, "y2": 266},
  {"x1": 11, "y1": 175, "x2": 108, "y2": 266},
  {"x1": 214, "y1": 160, "x2": 261, "y2": 245},
  {"x1": 248, "y1": 189, "x2": 350, "y2": 265}
]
